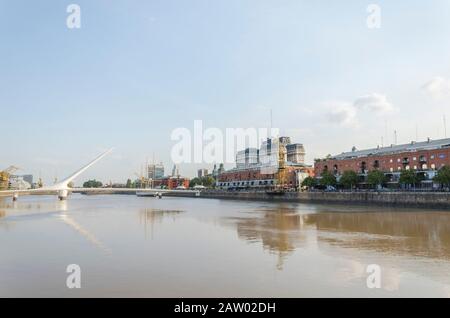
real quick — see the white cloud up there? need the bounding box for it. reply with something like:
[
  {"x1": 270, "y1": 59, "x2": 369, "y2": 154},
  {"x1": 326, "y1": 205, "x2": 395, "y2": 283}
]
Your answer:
[
  {"x1": 325, "y1": 102, "x2": 358, "y2": 128},
  {"x1": 324, "y1": 93, "x2": 394, "y2": 129},
  {"x1": 353, "y1": 93, "x2": 395, "y2": 114},
  {"x1": 422, "y1": 76, "x2": 450, "y2": 100}
]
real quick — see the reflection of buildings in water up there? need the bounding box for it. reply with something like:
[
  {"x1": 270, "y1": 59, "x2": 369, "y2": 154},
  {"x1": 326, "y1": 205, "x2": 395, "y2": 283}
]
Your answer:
[
  {"x1": 305, "y1": 212, "x2": 450, "y2": 260},
  {"x1": 139, "y1": 208, "x2": 184, "y2": 239},
  {"x1": 0, "y1": 210, "x2": 10, "y2": 230},
  {"x1": 224, "y1": 205, "x2": 310, "y2": 270},
  {"x1": 224, "y1": 203, "x2": 450, "y2": 272}
]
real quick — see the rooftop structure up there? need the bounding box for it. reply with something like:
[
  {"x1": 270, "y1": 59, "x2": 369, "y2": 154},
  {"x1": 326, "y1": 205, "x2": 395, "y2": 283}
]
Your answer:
[{"x1": 330, "y1": 138, "x2": 450, "y2": 161}]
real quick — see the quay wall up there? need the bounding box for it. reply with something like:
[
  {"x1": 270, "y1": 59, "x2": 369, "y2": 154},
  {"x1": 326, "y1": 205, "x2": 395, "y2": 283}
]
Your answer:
[{"x1": 190, "y1": 191, "x2": 450, "y2": 209}]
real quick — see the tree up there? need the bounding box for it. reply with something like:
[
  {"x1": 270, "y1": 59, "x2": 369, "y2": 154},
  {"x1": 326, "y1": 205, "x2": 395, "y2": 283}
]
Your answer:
[
  {"x1": 434, "y1": 166, "x2": 450, "y2": 189},
  {"x1": 189, "y1": 177, "x2": 202, "y2": 188},
  {"x1": 301, "y1": 176, "x2": 317, "y2": 188},
  {"x1": 367, "y1": 170, "x2": 386, "y2": 189},
  {"x1": 189, "y1": 176, "x2": 216, "y2": 188},
  {"x1": 320, "y1": 171, "x2": 337, "y2": 187},
  {"x1": 339, "y1": 170, "x2": 359, "y2": 190},
  {"x1": 201, "y1": 176, "x2": 216, "y2": 188},
  {"x1": 83, "y1": 179, "x2": 103, "y2": 188},
  {"x1": 399, "y1": 170, "x2": 417, "y2": 188},
  {"x1": 126, "y1": 179, "x2": 133, "y2": 188}
]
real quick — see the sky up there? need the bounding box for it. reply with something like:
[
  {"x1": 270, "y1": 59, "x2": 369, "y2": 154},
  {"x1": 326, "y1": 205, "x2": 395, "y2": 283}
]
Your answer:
[{"x1": 1, "y1": 0, "x2": 450, "y2": 185}]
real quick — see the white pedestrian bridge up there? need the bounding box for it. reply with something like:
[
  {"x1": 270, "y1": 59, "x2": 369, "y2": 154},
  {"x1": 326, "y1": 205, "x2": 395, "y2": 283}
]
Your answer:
[{"x1": 0, "y1": 149, "x2": 200, "y2": 201}]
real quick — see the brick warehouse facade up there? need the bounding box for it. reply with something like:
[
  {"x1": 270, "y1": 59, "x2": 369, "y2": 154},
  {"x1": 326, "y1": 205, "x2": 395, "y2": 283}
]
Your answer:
[
  {"x1": 217, "y1": 136, "x2": 314, "y2": 190},
  {"x1": 153, "y1": 177, "x2": 190, "y2": 189},
  {"x1": 217, "y1": 165, "x2": 314, "y2": 189},
  {"x1": 314, "y1": 138, "x2": 450, "y2": 183}
]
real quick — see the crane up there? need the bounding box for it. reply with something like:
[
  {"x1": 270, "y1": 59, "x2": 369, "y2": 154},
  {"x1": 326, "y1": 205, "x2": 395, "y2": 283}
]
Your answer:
[{"x1": 0, "y1": 166, "x2": 20, "y2": 190}]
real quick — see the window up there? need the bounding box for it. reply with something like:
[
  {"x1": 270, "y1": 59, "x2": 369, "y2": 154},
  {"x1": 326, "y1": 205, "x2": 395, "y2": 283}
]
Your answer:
[
  {"x1": 413, "y1": 157, "x2": 417, "y2": 161},
  {"x1": 390, "y1": 168, "x2": 394, "y2": 172},
  {"x1": 373, "y1": 160, "x2": 380, "y2": 169},
  {"x1": 397, "y1": 158, "x2": 401, "y2": 162},
  {"x1": 431, "y1": 155, "x2": 435, "y2": 159},
  {"x1": 390, "y1": 159, "x2": 393, "y2": 163},
  {"x1": 431, "y1": 164, "x2": 436, "y2": 170}
]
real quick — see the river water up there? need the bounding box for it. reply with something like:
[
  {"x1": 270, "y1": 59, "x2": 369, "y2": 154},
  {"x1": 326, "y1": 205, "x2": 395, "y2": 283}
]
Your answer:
[{"x1": 1, "y1": 194, "x2": 450, "y2": 297}]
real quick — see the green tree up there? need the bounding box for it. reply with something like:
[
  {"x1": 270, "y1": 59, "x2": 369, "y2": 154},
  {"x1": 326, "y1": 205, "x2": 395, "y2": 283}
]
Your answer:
[
  {"x1": 320, "y1": 171, "x2": 337, "y2": 187},
  {"x1": 83, "y1": 179, "x2": 103, "y2": 188},
  {"x1": 399, "y1": 170, "x2": 417, "y2": 188},
  {"x1": 367, "y1": 170, "x2": 386, "y2": 189},
  {"x1": 201, "y1": 176, "x2": 216, "y2": 188},
  {"x1": 301, "y1": 176, "x2": 317, "y2": 188},
  {"x1": 126, "y1": 179, "x2": 133, "y2": 188},
  {"x1": 434, "y1": 166, "x2": 450, "y2": 188},
  {"x1": 339, "y1": 170, "x2": 359, "y2": 189},
  {"x1": 189, "y1": 177, "x2": 202, "y2": 188}
]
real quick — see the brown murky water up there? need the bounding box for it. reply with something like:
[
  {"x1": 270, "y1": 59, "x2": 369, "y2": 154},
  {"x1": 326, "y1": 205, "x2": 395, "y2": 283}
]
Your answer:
[{"x1": 1, "y1": 195, "x2": 450, "y2": 297}]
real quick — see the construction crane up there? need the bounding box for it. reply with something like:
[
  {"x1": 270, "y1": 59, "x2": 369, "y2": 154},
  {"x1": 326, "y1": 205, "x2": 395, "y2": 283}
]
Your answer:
[{"x1": 0, "y1": 166, "x2": 20, "y2": 190}]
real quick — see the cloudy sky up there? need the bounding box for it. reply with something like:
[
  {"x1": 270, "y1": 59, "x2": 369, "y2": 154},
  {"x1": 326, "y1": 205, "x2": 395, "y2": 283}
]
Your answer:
[{"x1": 1, "y1": 0, "x2": 450, "y2": 184}]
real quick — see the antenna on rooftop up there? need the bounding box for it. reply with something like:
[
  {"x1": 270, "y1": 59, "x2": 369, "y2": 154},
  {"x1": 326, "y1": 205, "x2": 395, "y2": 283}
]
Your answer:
[
  {"x1": 415, "y1": 123, "x2": 419, "y2": 141},
  {"x1": 269, "y1": 108, "x2": 273, "y2": 138},
  {"x1": 384, "y1": 119, "x2": 389, "y2": 145},
  {"x1": 394, "y1": 130, "x2": 398, "y2": 145},
  {"x1": 444, "y1": 115, "x2": 448, "y2": 138}
]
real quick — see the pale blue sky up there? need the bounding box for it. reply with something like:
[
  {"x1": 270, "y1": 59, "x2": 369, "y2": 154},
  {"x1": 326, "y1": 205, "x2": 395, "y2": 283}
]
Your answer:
[{"x1": 1, "y1": 1, "x2": 450, "y2": 184}]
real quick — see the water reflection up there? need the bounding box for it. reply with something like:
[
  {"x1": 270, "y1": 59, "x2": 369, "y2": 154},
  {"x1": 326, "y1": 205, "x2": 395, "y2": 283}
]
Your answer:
[
  {"x1": 2, "y1": 196, "x2": 450, "y2": 297},
  {"x1": 59, "y1": 212, "x2": 111, "y2": 254},
  {"x1": 223, "y1": 204, "x2": 450, "y2": 270},
  {"x1": 306, "y1": 211, "x2": 450, "y2": 260},
  {"x1": 139, "y1": 208, "x2": 184, "y2": 239},
  {"x1": 223, "y1": 206, "x2": 309, "y2": 270},
  {"x1": 0, "y1": 198, "x2": 109, "y2": 254}
]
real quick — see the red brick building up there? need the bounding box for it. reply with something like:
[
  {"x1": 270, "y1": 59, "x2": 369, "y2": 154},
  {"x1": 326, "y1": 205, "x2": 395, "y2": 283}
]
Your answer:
[
  {"x1": 314, "y1": 138, "x2": 450, "y2": 182},
  {"x1": 153, "y1": 177, "x2": 190, "y2": 189},
  {"x1": 217, "y1": 165, "x2": 314, "y2": 189},
  {"x1": 217, "y1": 136, "x2": 314, "y2": 190}
]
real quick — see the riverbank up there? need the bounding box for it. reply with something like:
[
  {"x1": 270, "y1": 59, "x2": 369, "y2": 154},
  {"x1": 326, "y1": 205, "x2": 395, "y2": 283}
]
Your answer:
[{"x1": 182, "y1": 191, "x2": 450, "y2": 209}]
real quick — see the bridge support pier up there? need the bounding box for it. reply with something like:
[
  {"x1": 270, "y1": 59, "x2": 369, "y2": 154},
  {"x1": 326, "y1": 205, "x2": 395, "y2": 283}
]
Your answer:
[{"x1": 58, "y1": 189, "x2": 69, "y2": 201}]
